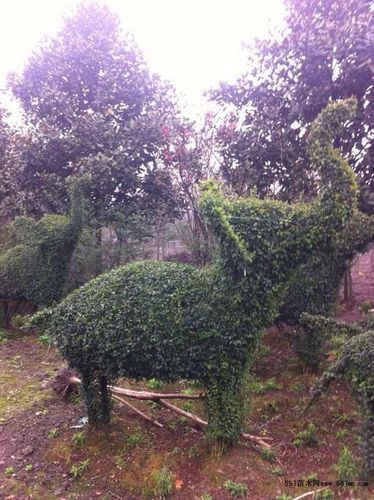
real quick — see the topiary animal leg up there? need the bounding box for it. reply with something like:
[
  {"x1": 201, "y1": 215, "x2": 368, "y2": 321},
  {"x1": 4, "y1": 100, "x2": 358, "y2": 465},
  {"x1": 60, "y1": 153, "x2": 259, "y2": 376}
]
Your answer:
[
  {"x1": 80, "y1": 370, "x2": 102, "y2": 424},
  {"x1": 98, "y1": 375, "x2": 111, "y2": 424},
  {"x1": 204, "y1": 375, "x2": 246, "y2": 454}
]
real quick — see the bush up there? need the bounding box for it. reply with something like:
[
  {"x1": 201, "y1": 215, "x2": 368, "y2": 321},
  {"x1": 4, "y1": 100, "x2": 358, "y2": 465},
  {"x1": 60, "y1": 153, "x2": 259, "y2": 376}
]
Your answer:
[
  {"x1": 312, "y1": 328, "x2": 374, "y2": 477},
  {"x1": 33, "y1": 100, "x2": 358, "y2": 450}
]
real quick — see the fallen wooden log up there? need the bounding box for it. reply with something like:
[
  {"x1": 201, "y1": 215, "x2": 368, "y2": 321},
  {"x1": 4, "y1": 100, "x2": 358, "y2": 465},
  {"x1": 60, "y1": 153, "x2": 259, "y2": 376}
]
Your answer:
[{"x1": 51, "y1": 368, "x2": 272, "y2": 448}]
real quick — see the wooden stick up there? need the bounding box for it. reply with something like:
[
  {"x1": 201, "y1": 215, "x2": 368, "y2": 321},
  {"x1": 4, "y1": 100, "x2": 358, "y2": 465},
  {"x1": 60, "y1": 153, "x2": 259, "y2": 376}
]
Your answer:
[
  {"x1": 291, "y1": 487, "x2": 329, "y2": 500},
  {"x1": 69, "y1": 376, "x2": 203, "y2": 400},
  {"x1": 68, "y1": 376, "x2": 272, "y2": 447},
  {"x1": 112, "y1": 394, "x2": 164, "y2": 429}
]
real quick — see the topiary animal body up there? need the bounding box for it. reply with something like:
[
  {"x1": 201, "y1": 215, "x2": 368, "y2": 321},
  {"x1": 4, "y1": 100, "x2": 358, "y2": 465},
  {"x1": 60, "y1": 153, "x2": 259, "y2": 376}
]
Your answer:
[
  {"x1": 0, "y1": 179, "x2": 85, "y2": 327},
  {"x1": 34, "y1": 99, "x2": 358, "y2": 450}
]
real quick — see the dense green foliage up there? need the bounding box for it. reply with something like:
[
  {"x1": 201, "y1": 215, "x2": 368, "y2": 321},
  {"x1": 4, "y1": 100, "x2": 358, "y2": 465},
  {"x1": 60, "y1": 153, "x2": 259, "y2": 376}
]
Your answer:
[
  {"x1": 34, "y1": 100, "x2": 357, "y2": 449},
  {"x1": 0, "y1": 179, "x2": 85, "y2": 324},
  {"x1": 312, "y1": 323, "x2": 374, "y2": 477},
  {"x1": 294, "y1": 313, "x2": 362, "y2": 368},
  {"x1": 279, "y1": 211, "x2": 374, "y2": 324}
]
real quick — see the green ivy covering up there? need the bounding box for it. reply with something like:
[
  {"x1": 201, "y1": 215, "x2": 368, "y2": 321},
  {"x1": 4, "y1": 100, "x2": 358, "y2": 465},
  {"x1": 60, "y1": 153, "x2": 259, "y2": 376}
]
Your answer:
[
  {"x1": 280, "y1": 211, "x2": 374, "y2": 324},
  {"x1": 311, "y1": 325, "x2": 374, "y2": 477},
  {"x1": 33, "y1": 99, "x2": 358, "y2": 449},
  {"x1": 0, "y1": 178, "x2": 85, "y2": 324}
]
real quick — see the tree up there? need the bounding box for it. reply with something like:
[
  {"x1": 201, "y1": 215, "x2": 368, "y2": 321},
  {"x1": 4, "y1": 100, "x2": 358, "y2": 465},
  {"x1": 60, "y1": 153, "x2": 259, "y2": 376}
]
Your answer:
[
  {"x1": 6, "y1": 1, "x2": 183, "y2": 228},
  {"x1": 212, "y1": 0, "x2": 374, "y2": 208}
]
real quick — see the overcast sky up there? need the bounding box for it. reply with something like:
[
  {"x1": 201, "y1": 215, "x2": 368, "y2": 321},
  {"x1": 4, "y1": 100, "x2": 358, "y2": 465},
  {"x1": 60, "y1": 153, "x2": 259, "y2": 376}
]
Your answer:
[{"x1": 0, "y1": 0, "x2": 285, "y2": 115}]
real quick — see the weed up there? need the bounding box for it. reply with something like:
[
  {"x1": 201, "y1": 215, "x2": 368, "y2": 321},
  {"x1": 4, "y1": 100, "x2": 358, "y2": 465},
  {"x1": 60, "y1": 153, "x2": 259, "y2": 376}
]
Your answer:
[
  {"x1": 260, "y1": 448, "x2": 276, "y2": 461},
  {"x1": 188, "y1": 444, "x2": 200, "y2": 459},
  {"x1": 293, "y1": 423, "x2": 317, "y2": 447},
  {"x1": 200, "y1": 494, "x2": 213, "y2": 500},
  {"x1": 335, "y1": 429, "x2": 348, "y2": 439},
  {"x1": 147, "y1": 378, "x2": 164, "y2": 390},
  {"x1": 5, "y1": 466, "x2": 14, "y2": 476},
  {"x1": 315, "y1": 489, "x2": 334, "y2": 499},
  {"x1": 152, "y1": 466, "x2": 173, "y2": 498},
  {"x1": 223, "y1": 479, "x2": 248, "y2": 497},
  {"x1": 24, "y1": 464, "x2": 33, "y2": 472},
  {"x1": 306, "y1": 473, "x2": 318, "y2": 481},
  {"x1": 181, "y1": 401, "x2": 193, "y2": 412},
  {"x1": 70, "y1": 459, "x2": 89, "y2": 479},
  {"x1": 276, "y1": 495, "x2": 292, "y2": 500},
  {"x1": 126, "y1": 432, "x2": 144, "y2": 447},
  {"x1": 359, "y1": 300, "x2": 372, "y2": 315},
  {"x1": 38, "y1": 333, "x2": 51, "y2": 346},
  {"x1": 148, "y1": 401, "x2": 159, "y2": 410},
  {"x1": 181, "y1": 388, "x2": 194, "y2": 395},
  {"x1": 333, "y1": 446, "x2": 358, "y2": 482},
  {"x1": 48, "y1": 428, "x2": 59, "y2": 438},
  {"x1": 271, "y1": 467, "x2": 284, "y2": 476},
  {"x1": 248, "y1": 377, "x2": 281, "y2": 394},
  {"x1": 290, "y1": 382, "x2": 305, "y2": 392},
  {"x1": 115, "y1": 456, "x2": 125, "y2": 470},
  {"x1": 257, "y1": 400, "x2": 279, "y2": 416},
  {"x1": 71, "y1": 431, "x2": 85, "y2": 446}
]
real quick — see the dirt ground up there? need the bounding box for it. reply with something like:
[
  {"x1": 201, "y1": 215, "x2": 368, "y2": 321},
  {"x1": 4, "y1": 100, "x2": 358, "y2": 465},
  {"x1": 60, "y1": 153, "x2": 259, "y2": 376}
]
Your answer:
[{"x1": 1, "y1": 248, "x2": 374, "y2": 499}]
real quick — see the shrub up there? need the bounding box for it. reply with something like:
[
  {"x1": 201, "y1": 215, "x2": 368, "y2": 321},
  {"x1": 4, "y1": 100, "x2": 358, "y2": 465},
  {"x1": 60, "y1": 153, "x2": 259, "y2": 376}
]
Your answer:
[
  {"x1": 223, "y1": 479, "x2": 248, "y2": 497},
  {"x1": 333, "y1": 446, "x2": 358, "y2": 482},
  {"x1": 312, "y1": 328, "x2": 374, "y2": 477},
  {"x1": 152, "y1": 466, "x2": 173, "y2": 498},
  {"x1": 33, "y1": 100, "x2": 358, "y2": 450}
]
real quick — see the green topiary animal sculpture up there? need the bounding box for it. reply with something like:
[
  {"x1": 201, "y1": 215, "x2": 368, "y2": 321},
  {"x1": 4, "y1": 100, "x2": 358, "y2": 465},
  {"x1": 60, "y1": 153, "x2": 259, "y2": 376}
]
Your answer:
[
  {"x1": 0, "y1": 178, "x2": 86, "y2": 327},
  {"x1": 279, "y1": 210, "x2": 374, "y2": 324},
  {"x1": 33, "y1": 99, "x2": 358, "y2": 451}
]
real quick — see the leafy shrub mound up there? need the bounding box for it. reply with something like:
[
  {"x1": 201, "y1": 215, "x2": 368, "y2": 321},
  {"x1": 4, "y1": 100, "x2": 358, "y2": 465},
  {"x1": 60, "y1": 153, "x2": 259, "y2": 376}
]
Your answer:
[
  {"x1": 312, "y1": 325, "x2": 374, "y2": 477},
  {"x1": 0, "y1": 178, "x2": 86, "y2": 325},
  {"x1": 34, "y1": 100, "x2": 358, "y2": 449}
]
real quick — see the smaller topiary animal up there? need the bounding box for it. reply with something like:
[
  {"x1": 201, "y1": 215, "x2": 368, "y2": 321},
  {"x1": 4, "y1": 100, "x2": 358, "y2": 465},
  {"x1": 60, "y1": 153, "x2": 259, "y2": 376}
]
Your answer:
[
  {"x1": 310, "y1": 326, "x2": 374, "y2": 477},
  {"x1": 0, "y1": 177, "x2": 86, "y2": 326}
]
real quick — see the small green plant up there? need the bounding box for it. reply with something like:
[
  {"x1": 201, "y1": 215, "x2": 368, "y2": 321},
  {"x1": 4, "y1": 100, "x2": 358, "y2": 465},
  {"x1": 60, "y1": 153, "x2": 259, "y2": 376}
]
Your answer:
[
  {"x1": 48, "y1": 428, "x2": 59, "y2": 438},
  {"x1": 335, "y1": 429, "x2": 348, "y2": 439},
  {"x1": 333, "y1": 446, "x2": 358, "y2": 482},
  {"x1": 276, "y1": 495, "x2": 292, "y2": 500},
  {"x1": 70, "y1": 459, "x2": 89, "y2": 479},
  {"x1": 38, "y1": 333, "x2": 51, "y2": 346},
  {"x1": 306, "y1": 473, "x2": 318, "y2": 481},
  {"x1": 315, "y1": 489, "x2": 334, "y2": 499},
  {"x1": 181, "y1": 401, "x2": 193, "y2": 412},
  {"x1": 293, "y1": 423, "x2": 317, "y2": 447},
  {"x1": 248, "y1": 377, "x2": 281, "y2": 394},
  {"x1": 24, "y1": 464, "x2": 33, "y2": 472},
  {"x1": 126, "y1": 433, "x2": 144, "y2": 447},
  {"x1": 359, "y1": 300, "x2": 372, "y2": 315},
  {"x1": 200, "y1": 494, "x2": 213, "y2": 500},
  {"x1": 260, "y1": 448, "x2": 276, "y2": 461},
  {"x1": 290, "y1": 382, "x2": 305, "y2": 392},
  {"x1": 188, "y1": 444, "x2": 200, "y2": 459},
  {"x1": 71, "y1": 431, "x2": 85, "y2": 446},
  {"x1": 270, "y1": 467, "x2": 284, "y2": 476},
  {"x1": 181, "y1": 388, "x2": 195, "y2": 395},
  {"x1": 115, "y1": 455, "x2": 125, "y2": 470},
  {"x1": 11, "y1": 314, "x2": 28, "y2": 328},
  {"x1": 152, "y1": 466, "x2": 173, "y2": 498},
  {"x1": 147, "y1": 378, "x2": 164, "y2": 390},
  {"x1": 5, "y1": 466, "x2": 14, "y2": 476},
  {"x1": 223, "y1": 479, "x2": 248, "y2": 497}
]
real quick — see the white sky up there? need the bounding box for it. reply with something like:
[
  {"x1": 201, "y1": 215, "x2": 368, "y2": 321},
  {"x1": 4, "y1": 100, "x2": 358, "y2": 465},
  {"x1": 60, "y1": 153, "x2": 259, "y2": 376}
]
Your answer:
[{"x1": 0, "y1": 0, "x2": 285, "y2": 116}]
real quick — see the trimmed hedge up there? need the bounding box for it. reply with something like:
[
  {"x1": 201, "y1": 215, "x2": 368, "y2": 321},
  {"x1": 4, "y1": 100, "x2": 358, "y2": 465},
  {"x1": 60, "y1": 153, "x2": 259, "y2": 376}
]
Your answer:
[
  {"x1": 0, "y1": 178, "x2": 85, "y2": 320},
  {"x1": 34, "y1": 99, "x2": 358, "y2": 449}
]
